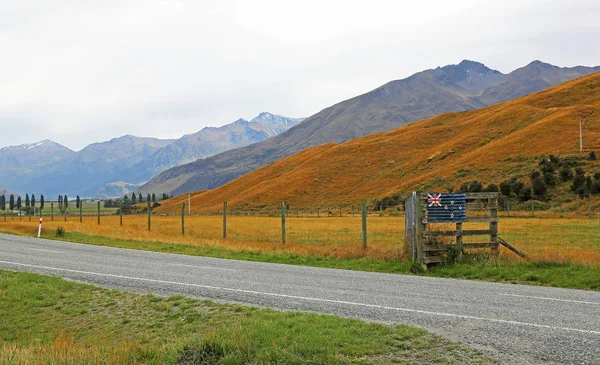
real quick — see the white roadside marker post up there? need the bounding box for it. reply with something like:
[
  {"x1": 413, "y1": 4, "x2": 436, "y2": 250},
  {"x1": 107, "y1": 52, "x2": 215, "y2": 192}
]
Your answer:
[{"x1": 37, "y1": 217, "x2": 43, "y2": 238}]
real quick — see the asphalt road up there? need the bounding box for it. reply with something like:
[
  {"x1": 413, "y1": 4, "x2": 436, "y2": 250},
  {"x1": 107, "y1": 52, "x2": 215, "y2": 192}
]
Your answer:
[{"x1": 0, "y1": 233, "x2": 598, "y2": 364}]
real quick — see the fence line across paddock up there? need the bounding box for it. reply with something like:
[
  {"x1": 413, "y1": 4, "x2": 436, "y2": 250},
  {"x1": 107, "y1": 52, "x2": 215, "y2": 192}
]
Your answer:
[{"x1": 1, "y1": 195, "x2": 600, "y2": 266}]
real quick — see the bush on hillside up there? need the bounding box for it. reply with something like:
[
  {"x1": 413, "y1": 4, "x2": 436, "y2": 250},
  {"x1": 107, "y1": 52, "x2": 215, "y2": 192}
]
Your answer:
[
  {"x1": 589, "y1": 151, "x2": 597, "y2": 160},
  {"x1": 373, "y1": 193, "x2": 402, "y2": 211}
]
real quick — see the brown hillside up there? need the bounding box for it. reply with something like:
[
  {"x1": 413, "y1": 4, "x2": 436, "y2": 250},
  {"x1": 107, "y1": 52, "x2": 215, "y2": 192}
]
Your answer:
[{"x1": 157, "y1": 72, "x2": 600, "y2": 212}]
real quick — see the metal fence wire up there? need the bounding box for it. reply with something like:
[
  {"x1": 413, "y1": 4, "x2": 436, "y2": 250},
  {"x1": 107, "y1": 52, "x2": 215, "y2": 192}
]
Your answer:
[{"x1": 1, "y1": 194, "x2": 600, "y2": 265}]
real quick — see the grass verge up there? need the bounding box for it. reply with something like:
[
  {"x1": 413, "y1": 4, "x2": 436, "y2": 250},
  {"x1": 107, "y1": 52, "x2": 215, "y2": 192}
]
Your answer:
[
  {"x1": 2, "y1": 229, "x2": 599, "y2": 291},
  {"x1": 0, "y1": 270, "x2": 497, "y2": 364},
  {"x1": 427, "y1": 258, "x2": 600, "y2": 290}
]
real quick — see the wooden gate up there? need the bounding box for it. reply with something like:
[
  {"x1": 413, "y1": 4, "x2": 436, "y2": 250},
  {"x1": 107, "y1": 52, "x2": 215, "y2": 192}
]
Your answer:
[{"x1": 405, "y1": 192, "x2": 505, "y2": 267}]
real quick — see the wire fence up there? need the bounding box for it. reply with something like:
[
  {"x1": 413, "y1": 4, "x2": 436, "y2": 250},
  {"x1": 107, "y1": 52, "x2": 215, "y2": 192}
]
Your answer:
[{"x1": 1, "y1": 194, "x2": 600, "y2": 265}]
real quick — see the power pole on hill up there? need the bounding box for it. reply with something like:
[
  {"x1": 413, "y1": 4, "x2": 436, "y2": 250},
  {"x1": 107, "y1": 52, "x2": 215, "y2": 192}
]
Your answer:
[{"x1": 580, "y1": 118, "x2": 583, "y2": 153}]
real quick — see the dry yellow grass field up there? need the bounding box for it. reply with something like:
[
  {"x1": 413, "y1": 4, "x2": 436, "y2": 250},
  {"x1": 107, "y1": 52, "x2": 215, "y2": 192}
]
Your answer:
[
  {"x1": 1, "y1": 332, "x2": 137, "y2": 365},
  {"x1": 1, "y1": 214, "x2": 598, "y2": 265}
]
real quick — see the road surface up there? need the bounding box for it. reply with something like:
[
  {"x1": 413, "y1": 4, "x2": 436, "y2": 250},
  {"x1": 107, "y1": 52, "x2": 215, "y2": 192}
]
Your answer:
[{"x1": 0, "y1": 233, "x2": 598, "y2": 364}]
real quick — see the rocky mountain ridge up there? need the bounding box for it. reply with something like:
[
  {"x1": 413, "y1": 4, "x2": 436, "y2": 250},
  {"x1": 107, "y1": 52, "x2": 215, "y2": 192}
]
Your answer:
[
  {"x1": 140, "y1": 60, "x2": 600, "y2": 196},
  {"x1": 0, "y1": 113, "x2": 302, "y2": 197}
]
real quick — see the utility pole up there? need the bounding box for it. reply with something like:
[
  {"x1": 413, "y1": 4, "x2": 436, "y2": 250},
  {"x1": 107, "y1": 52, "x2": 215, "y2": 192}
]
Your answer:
[{"x1": 580, "y1": 118, "x2": 583, "y2": 153}]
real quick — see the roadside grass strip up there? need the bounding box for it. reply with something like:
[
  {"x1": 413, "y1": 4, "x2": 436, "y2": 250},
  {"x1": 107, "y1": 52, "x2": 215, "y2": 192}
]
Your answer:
[{"x1": 0, "y1": 270, "x2": 497, "y2": 364}]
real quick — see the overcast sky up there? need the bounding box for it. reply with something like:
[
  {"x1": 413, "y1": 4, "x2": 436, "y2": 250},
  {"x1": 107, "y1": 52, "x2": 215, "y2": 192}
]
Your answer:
[{"x1": 1, "y1": 0, "x2": 599, "y2": 151}]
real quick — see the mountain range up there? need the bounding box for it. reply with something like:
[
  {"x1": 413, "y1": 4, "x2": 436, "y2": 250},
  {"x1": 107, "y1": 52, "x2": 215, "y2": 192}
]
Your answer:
[
  {"x1": 140, "y1": 60, "x2": 600, "y2": 196},
  {"x1": 0, "y1": 185, "x2": 14, "y2": 197},
  {"x1": 0, "y1": 140, "x2": 74, "y2": 169},
  {"x1": 155, "y1": 71, "x2": 600, "y2": 212},
  {"x1": 0, "y1": 113, "x2": 302, "y2": 197}
]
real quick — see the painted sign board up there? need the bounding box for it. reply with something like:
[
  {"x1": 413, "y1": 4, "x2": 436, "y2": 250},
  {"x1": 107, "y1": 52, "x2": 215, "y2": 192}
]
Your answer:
[{"x1": 426, "y1": 193, "x2": 466, "y2": 222}]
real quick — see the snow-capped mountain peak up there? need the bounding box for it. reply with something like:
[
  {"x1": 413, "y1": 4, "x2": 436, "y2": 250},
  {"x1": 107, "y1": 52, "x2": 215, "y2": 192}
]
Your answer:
[{"x1": 249, "y1": 112, "x2": 304, "y2": 136}]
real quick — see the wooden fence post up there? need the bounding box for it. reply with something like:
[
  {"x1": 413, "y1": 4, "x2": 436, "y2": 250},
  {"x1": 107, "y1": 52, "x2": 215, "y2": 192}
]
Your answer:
[
  {"x1": 147, "y1": 202, "x2": 151, "y2": 231},
  {"x1": 181, "y1": 203, "x2": 185, "y2": 235},
  {"x1": 29, "y1": 208, "x2": 31, "y2": 221},
  {"x1": 489, "y1": 196, "x2": 499, "y2": 256},
  {"x1": 352, "y1": 206, "x2": 354, "y2": 217},
  {"x1": 339, "y1": 205, "x2": 342, "y2": 217},
  {"x1": 507, "y1": 200, "x2": 510, "y2": 217},
  {"x1": 19, "y1": 207, "x2": 21, "y2": 221},
  {"x1": 361, "y1": 200, "x2": 367, "y2": 249},
  {"x1": 120, "y1": 202, "x2": 123, "y2": 226},
  {"x1": 79, "y1": 202, "x2": 83, "y2": 223},
  {"x1": 223, "y1": 202, "x2": 227, "y2": 239},
  {"x1": 415, "y1": 192, "x2": 425, "y2": 267},
  {"x1": 456, "y1": 221, "x2": 463, "y2": 256},
  {"x1": 281, "y1": 202, "x2": 287, "y2": 244},
  {"x1": 51, "y1": 203, "x2": 54, "y2": 221},
  {"x1": 64, "y1": 206, "x2": 67, "y2": 221},
  {"x1": 317, "y1": 208, "x2": 320, "y2": 218},
  {"x1": 97, "y1": 201, "x2": 100, "y2": 225}
]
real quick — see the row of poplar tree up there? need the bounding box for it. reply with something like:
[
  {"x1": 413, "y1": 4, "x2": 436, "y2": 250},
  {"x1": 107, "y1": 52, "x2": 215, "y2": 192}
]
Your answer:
[
  {"x1": 104, "y1": 192, "x2": 170, "y2": 208},
  {"x1": 0, "y1": 194, "x2": 82, "y2": 212},
  {"x1": 1, "y1": 193, "x2": 171, "y2": 212}
]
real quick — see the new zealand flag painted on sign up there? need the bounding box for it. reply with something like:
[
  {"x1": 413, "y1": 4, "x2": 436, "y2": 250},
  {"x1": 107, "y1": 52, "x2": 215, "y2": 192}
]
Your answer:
[{"x1": 427, "y1": 193, "x2": 467, "y2": 222}]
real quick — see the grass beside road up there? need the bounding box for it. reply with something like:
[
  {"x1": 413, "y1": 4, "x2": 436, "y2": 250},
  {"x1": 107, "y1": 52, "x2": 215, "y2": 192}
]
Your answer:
[
  {"x1": 0, "y1": 270, "x2": 497, "y2": 364},
  {"x1": 427, "y1": 258, "x2": 600, "y2": 290},
  {"x1": 1, "y1": 227, "x2": 599, "y2": 291}
]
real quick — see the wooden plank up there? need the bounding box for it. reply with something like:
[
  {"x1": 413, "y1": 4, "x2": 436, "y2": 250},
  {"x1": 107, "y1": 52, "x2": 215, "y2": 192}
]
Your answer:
[
  {"x1": 462, "y1": 242, "x2": 495, "y2": 249},
  {"x1": 424, "y1": 256, "x2": 446, "y2": 264},
  {"x1": 465, "y1": 217, "x2": 498, "y2": 223},
  {"x1": 470, "y1": 203, "x2": 499, "y2": 209},
  {"x1": 465, "y1": 192, "x2": 499, "y2": 199},
  {"x1": 424, "y1": 230, "x2": 457, "y2": 237},
  {"x1": 498, "y1": 237, "x2": 527, "y2": 258},
  {"x1": 456, "y1": 221, "x2": 463, "y2": 255},
  {"x1": 421, "y1": 192, "x2": 498, "y2": 200},
  {"x1": 423, "y1": 217, "x2": 497, "y2": 224},
  {"x1": 423, "y1": 245, "x2": 448, "y2": 252},
  {"x1": 489, "y1": 196, "x2": 499, "y2": 256},
  {"x1": 424, "y1": 230, "x2": 492, "y2": 237},
  {"x1": 415, "y1": 193, "x2": 425, "y2": 266}
]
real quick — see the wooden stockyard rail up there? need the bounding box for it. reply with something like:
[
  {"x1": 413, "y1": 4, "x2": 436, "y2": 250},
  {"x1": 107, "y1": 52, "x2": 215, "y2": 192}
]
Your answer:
[{"x1": 405, "y1": 192, "x2": 525, "y2": 268}]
